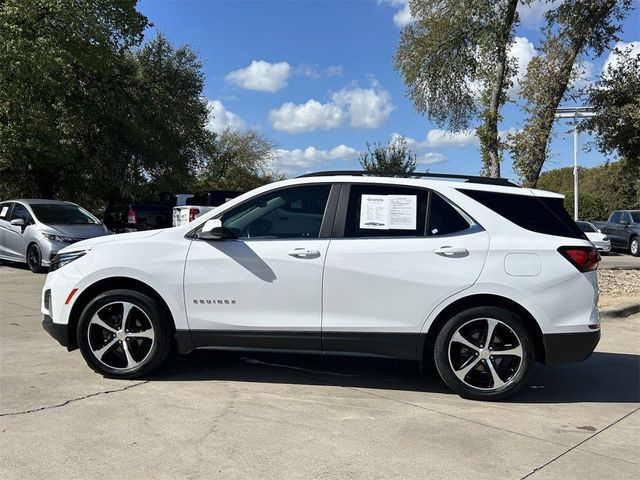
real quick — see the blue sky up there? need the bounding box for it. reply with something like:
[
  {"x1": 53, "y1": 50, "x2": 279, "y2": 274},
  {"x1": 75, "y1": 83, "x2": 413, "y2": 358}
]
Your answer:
[{"x1": 138, "y1": 0, "x2": 640, "y2": 181}]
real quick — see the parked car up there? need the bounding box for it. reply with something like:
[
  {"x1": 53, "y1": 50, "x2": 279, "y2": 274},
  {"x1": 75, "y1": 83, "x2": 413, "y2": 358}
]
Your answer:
[
  {"x1": 172, "y1": 190, "x2": 242, "y2": 227},
  {"x1": 576, "y1": 221, "x2": 611, "y2": 255},
  {"x1": 105, "y1": 193, "x2": 193, "y2": 233},
  {"x1": 0, "y1": 199, "x2": 110, "y2": 272},
  {"x1": 42, "y1": 172, "x2": 601, "y2": 401},
  {"x1": 593, "y1": 210, "x2": 640, "y2": 257}
]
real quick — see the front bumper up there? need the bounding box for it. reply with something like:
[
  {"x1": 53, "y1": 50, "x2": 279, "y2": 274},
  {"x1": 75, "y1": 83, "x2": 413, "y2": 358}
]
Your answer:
[
  {"x1": 42, "y1": 315, "x2": 73, "y2": 349},
  {"x1": 543, "y1": 329, "x2": 600, "y2": 365}
]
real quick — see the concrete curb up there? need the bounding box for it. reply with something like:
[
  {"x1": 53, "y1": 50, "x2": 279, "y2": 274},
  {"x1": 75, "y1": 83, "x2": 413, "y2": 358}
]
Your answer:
[{"x1": 600, "y1": 302, "x2": 640, "y2": 319}]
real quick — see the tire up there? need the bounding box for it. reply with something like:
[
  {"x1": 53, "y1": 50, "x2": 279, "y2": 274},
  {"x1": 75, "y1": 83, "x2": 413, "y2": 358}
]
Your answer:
[
  {"x1": 77, "y1": 289, "x2": 173, "y2": 379},
  {"x1": 434, "y1": 306, "x2": 535, "y2": 401},
  {"x1": 26, "y1": 243, "x2": 46, "y2": 273},
  {"x1": 630, "y1": 237, "x2": 639, "y2": 257}
]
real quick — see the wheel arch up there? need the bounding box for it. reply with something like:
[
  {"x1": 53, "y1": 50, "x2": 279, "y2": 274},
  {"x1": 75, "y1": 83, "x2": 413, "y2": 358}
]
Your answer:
[
  {"x1": 419, "y1": 294, "x2": 545, "y2": 364},
  {"x1": 67, "y1": 277, "x2": 176, "y2": 350}
]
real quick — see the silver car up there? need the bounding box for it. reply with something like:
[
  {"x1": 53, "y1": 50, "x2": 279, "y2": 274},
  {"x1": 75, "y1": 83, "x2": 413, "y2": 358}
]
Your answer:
[{"x1": 0, "y1": 199, "x2": 110, "y2": 272}]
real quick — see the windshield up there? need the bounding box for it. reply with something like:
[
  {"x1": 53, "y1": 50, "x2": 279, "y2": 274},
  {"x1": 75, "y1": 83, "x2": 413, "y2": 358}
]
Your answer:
[
  {"x1": 577, "y1": 221, "x2": 597, "y2": 233},
  {"x1": 31, "y1": 204, "x2": 99, "y2": 225},
  {"x1": 631, "y1": 212, "x2": 640, "y2": 223}
]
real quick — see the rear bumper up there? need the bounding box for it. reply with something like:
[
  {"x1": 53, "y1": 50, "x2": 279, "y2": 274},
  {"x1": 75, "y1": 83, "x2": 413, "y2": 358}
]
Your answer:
[
  {"x1": 543, "y1": 330, "x2": 600, "y2": 365},
  {"x1": 42, "y1": 315, "x2": 74, "y2": 350}
]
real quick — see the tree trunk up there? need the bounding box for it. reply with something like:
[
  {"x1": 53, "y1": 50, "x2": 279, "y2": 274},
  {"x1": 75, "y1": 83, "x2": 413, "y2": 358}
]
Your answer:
[
  {"x1": 482, "y1": 0, "x2": 519, "y2": 178},
  {"x1": 516, "y1": 0, "x2": 619, "y2": 187}
]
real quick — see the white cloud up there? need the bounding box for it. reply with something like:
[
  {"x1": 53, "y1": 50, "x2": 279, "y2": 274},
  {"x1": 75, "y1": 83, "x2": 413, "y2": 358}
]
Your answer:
[
  {"x1": 270, "y1": 144, "x2": 359, "y2": 174},
  {"x1": 517, "y1": 0, "x2": 560, "y2": 28},
  {"x1": 295, "y1": 64, "x2": 320, "y2": 78},
  {"x1": 417, "y1": 152, "x2": 447, "y2": 166},
  {"x1": 381, "y1": 0, "x2": 413, "y2": 27},
  {"x1": 225, "y1": 60, "x2": 291, "y2": 92},
  {"x1": 268, "y1": 100, "x2": 344, "y2": 133},
  {"x1": 205, "y1": 100, "x2": 245, "y2": 133},
  {"x1": 324, "y1": 64, "x2": 344, "y2": 77},
  {"x1": 269, "y1": 83, "x2": 395, "y2": 133},
  {"x1": 508, "y1": 36, "x2": 537, "y2": 99},
  {"x1": 424, "y1": 129, "x2": 477, "y2": 148},
  {"x1": 602, "y1": 41, "x2": 640, "y2": 76}
]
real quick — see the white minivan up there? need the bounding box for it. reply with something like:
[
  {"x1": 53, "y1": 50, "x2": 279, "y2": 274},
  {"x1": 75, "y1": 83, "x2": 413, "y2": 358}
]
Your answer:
[{"x1": 41, "y1": 172, "x2": 600, "y2": 400}]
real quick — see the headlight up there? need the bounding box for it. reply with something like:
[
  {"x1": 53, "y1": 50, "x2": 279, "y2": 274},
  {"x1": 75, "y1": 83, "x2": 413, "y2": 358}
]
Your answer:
[
  {"x1": 49, "y1": 250, "x2": 89, "y2": 272},
  {"x1": 42, "y1": 233, "x2": 76, "y2": 243},
  {"x1": 603, "y1": 236, "x2": 609, "y2": 241}
]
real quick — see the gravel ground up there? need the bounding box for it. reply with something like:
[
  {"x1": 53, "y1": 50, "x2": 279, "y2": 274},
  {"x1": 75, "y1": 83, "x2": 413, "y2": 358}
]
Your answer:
[{"x1": 598, "y1": 269, "x2": 640, "y2": 307}]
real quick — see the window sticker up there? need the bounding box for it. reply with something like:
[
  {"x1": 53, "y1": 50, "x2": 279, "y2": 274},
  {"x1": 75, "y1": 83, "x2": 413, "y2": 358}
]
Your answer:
[
  {"x1": 359, "y1": 194, "x2": 417, "y2": 230},
  {"x1": 360, "y1": 194, "x2": 389, "y2": 229},
  {"x1": 0, "y1": 206, "x2": 8, "y2": 218}
]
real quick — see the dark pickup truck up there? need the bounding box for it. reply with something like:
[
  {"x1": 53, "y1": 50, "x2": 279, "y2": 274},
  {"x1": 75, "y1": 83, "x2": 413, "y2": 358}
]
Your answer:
[
  {"x1": 593, "y1": 210, "x2": 640, "y2": 257},
  {"x1": 104, "y1": 193, "x2": 193, "y2": 233}
]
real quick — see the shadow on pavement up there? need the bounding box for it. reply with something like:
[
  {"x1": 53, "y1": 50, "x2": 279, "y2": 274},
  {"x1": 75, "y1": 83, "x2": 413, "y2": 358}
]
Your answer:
[{"x1": 153, "y1": 349, "x2": 639, "y2": 404}]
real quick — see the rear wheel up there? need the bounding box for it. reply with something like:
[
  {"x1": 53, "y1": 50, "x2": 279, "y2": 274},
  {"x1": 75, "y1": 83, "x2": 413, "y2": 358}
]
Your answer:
[
  {"x1": 631, "y1": 237, "x2": 639, "y2": 257},
  {"x1": 434, "y1": 306, "x2": 535, "y2": 401},
  {"x1": 77, "y1": 289, "x2": 173, "y2": 378},
  {"x1": 27, "y1": 244, "x2": 45, "y2": 273}
]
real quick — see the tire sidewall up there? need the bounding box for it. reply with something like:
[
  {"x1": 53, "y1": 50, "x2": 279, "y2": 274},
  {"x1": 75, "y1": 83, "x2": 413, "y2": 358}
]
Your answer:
[
  {"x1": 27, "y1": 244, "x2": 42, "y2": 273},
  {"x1": 434, "y1": 306, "x2": 535, "y2": 401},
  {"x1": 77, "y1": 289, "x2": 171, "y2": 379}
]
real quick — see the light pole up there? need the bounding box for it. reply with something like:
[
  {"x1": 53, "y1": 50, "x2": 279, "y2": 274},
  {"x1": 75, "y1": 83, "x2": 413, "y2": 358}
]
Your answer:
[{"x1": 554, "y1": 106, "x2": 596, "y2": 221}]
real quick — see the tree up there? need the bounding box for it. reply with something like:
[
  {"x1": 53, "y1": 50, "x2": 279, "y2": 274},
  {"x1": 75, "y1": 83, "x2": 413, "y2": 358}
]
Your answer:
[
  {"x1": 394, "y1": 0, "x2": 524, "y2": 177},
  {"x1": 580, "y1": 47, "x2": 640, "y2": 166},
  {"x1": 359, "y1": 136, "x2": 417, "y2": 176},
  {"x1": 0, "y1": 1, "x2": 216, "y2": 211},
  {"x1": 511, "y1": 0, "x2": 633, "y2": 187},
  {"x1": 197, "y1": 129, "x2": 284, "y2": 192}
]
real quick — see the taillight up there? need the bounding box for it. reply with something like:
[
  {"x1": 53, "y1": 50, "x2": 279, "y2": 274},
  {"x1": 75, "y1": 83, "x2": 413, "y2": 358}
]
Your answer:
[
  {"x1": 558, "y1": 246, "x2": 600, "y2": 272},
  {"x1": 188, "y1": 208, "x2": 200, "y2": 222},
  {"x1": 127, "y1": 207, "x2": 137, "y2": 225}
]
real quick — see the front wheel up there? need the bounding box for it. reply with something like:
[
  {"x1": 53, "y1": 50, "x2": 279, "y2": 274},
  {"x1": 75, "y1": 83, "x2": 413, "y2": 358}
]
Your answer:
[
  {"x1": 77, "y1": 289, "x2": 173, "y2": 378},
  {"x1": 631, "y1": 237, "x2": 639, "y2": 257},
  {"x1": 27, "y1": 243, "x2": 46, "y2": 273},
  {"x1": 434, "y1": 306, "x2": 535, "y2": 401}
]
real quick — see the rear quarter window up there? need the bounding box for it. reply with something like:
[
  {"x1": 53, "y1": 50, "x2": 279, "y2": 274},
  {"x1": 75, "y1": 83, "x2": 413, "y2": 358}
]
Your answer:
[{"x1": 458, "y1": 189, "x2": 585, "y2": 239}]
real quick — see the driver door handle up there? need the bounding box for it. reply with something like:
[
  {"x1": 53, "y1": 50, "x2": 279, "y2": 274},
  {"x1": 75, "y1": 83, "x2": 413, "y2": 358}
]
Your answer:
[
  {"x1": 288, "y1": 248, "x2": 320, "y2": 259},
  {"x1": 433, "y1": 246, "x2": 469, "y2": 258}
]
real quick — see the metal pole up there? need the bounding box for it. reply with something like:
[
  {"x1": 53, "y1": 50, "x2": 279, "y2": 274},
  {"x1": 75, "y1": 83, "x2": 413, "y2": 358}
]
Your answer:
[{"x1": 573, "y1": 115, "x2": 578, "y2": 221}]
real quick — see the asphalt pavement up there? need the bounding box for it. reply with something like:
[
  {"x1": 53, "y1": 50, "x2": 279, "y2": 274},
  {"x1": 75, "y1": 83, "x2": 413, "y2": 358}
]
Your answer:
[
  {"x1": 599, "y1": 252, "x2": 640, "y2": 270},
  {"x1": 0, "y1": 265, "x2": 638, "y2": 480}
]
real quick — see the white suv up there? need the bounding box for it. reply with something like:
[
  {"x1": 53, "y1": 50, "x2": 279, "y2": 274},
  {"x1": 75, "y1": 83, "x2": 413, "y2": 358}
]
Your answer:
[{"x1": 41, "y1": 173, "x2": 601, "y2": 400}]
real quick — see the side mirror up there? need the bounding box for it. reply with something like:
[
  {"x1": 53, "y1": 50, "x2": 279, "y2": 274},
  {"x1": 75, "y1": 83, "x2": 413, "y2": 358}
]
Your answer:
[
  {"x1": 197, "y1": 219, "x2": 223, "y2": 240},
  {"x1": 10, "y1": 218, "x2": 26, "y2": 227}
]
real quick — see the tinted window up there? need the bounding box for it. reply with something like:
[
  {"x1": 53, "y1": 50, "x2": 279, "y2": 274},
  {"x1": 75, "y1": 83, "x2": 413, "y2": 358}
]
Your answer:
[
  {"x1": 428, "y1": 193, "x2": 472, "y2": 236},
  {"x1": 344, "y1": 185, "x2": 429, "y2": 238},
  {"x1": 10, "y1": 203, "x2": 32, "y2": 222},
  {"x1": 459, "y1": 189, "x2": 585, "y2": 239},
  {"x1": 631, "y1": 212, "x2": 640, "y2": 223},
  {"x1": 621, "y1": 212, "x2": 632, "y2": 223},
  {"x1": 577, "y1": 221, "x2": 597, "y2": 233},
  {"x1": 222, "y1": 185, "x2": 330, "y2": 239},
  {"x1": 30, "y1": 204, "x2": 98, "y2": 225},
  {"x1": 0, "y1": 202, "x2": 11, "y2": 220},
  {"x1": 609, "y1": 212, "x2": 622, "y2": 223}
]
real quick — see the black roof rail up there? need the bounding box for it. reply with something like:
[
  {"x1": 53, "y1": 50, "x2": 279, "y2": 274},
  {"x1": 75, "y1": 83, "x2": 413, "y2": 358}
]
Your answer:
[{"x1": 296, "y1": 170, "x2": 520, "y2": 187}]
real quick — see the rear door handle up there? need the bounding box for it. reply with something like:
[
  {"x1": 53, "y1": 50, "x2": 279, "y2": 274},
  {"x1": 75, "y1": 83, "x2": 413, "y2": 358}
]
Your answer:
[
  {"x1": 287, "y1": 248, "x2": 320, "y2": 259},
  {"x1": 433, "y1": 246, "x2": 469, "y2": 258}
]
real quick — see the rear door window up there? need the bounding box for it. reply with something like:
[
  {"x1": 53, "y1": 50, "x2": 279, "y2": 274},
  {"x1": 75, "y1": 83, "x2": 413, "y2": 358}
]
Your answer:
[
  {"x1": 0, "y1": 202, "x2": 12, "y2": 220},
  {"x1": 342, "y1": 185, "x2": 471, "y2": 238}
]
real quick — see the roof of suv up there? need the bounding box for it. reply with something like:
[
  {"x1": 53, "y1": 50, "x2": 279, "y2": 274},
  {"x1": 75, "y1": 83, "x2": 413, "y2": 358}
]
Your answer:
[{"x1": 5, "y1": 199, "x2": 77, "y2": 205}]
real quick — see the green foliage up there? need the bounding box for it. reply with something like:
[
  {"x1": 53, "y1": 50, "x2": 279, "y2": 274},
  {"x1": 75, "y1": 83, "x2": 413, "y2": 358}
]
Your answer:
[
  {"x1": 512, "y1": 0, "x2": 633, "y2": 187},
  {"x1": 537, "y1": 161, "x2": 640, "y2": 220},
  {"x1": 359, "y1": 136, "x2": 417, "y2": 176},
  {"x1": 394, "y1": 0, "x2": 522, "y2": 177},
  {"x1": 0, "y1": 0, "x2": 243, "y2": 211},
  {"x1": 580, "y1": 48, "x2": 640, "y2": 166},
  {"x1": 197, "y1": 129, "x2": 284, "y2": 192}
]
